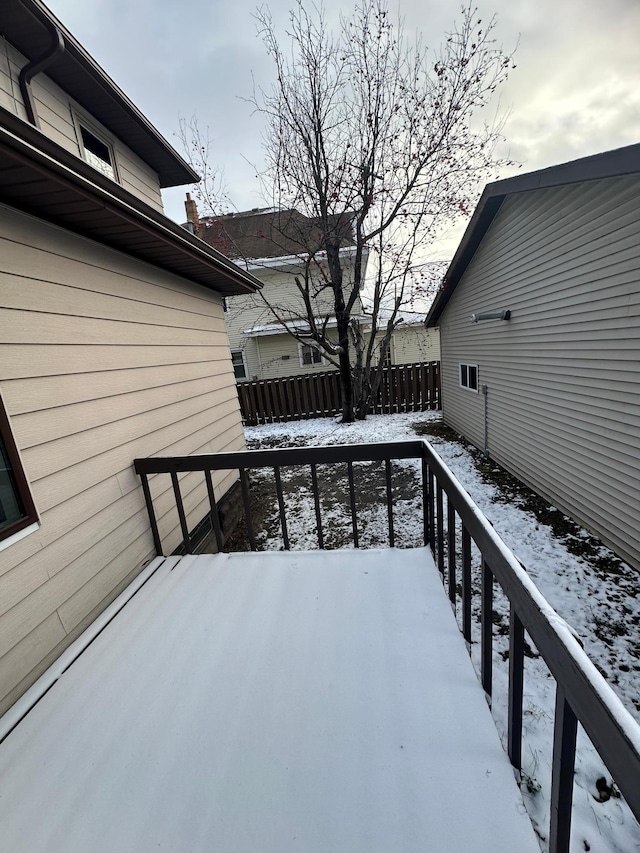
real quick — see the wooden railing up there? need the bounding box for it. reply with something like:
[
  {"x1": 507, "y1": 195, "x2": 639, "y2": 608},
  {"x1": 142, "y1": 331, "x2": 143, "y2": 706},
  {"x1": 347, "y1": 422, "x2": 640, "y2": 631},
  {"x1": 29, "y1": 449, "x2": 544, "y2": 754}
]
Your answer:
[
  {"x1": 237, "y1": 361, "x2": 440, "y2": 425},
  {"x1": 134, "y1": 440, "x2": 640, "y2": 853}
]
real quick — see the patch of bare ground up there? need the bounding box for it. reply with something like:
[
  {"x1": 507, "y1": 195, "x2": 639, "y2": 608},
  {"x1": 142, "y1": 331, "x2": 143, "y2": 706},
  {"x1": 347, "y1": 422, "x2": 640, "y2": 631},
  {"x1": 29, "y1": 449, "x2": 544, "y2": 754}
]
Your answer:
[{"x1": 223, "y1": 430, "x2": 422, "y2": 552}]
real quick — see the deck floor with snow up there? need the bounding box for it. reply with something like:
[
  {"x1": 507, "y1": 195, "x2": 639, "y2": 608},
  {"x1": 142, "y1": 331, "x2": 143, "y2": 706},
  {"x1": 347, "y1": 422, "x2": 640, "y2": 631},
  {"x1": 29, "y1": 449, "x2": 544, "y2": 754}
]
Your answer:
[{"x1": 0, "y1": 548, "x2": 539, "y2": 852}]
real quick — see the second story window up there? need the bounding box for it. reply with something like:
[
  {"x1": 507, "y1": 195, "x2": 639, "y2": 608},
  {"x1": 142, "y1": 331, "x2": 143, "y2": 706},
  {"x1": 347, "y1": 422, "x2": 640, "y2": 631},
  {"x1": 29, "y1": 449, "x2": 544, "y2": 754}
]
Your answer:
[{"x1": 78, "y1": 122, "x2": 116, "y2": 181}]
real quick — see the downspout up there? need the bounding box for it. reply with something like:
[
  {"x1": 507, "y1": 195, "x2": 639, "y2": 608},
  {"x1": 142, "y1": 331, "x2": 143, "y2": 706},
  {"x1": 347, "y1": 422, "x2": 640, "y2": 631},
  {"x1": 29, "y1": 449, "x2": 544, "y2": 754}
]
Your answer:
[
  {"x1": 18, "y1": 20, "x2": 65, "y2": 129},
  {"x1": 482, "y1": 384, "x2": 489, "y2": 457}
]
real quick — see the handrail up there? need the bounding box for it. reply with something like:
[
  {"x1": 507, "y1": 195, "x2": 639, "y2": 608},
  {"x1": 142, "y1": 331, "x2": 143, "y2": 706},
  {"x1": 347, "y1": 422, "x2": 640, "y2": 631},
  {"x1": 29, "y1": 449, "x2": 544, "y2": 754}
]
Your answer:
[
  {"x1": 134, "y1": 437, "x2": 640, "y2": 853},
  {"x1": 134, "y1": 440, "x2": 426, "y2": 474},
  {"x1": 422, "y1": 440, "x2": 640, "y2": 842}
]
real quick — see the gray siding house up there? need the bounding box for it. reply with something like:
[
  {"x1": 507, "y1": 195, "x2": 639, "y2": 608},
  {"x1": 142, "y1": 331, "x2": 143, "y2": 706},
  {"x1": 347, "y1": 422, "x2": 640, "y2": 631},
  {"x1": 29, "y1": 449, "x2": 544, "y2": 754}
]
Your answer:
[
  {"x1": 426, "y1": 144, "x2": 640, "y2": 572},
  {"x1": 0, "y1": 0, "x2": 261, "y2": 715}
]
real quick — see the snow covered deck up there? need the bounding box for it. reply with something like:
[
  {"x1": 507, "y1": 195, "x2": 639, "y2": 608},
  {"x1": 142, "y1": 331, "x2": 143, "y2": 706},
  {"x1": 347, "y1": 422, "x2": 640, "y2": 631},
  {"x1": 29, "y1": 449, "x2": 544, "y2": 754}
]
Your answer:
[{"x1": 0, "y1": 548, "x2": 539, "y2": 852}]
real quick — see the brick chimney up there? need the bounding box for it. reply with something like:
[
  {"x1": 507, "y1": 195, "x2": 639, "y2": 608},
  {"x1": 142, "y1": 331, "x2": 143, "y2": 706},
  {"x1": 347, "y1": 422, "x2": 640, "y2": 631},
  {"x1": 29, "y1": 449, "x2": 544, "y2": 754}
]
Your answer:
[{"x1": 184, "y1": 193, "x2": 199, "y2": 232}]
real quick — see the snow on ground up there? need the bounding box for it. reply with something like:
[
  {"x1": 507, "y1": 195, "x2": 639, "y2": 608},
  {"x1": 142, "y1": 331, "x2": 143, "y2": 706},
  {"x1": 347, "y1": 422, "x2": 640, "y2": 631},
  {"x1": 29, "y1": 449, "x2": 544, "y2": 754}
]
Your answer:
[{"x1": 244, "y1": 410, "x2": 640, "y2": 853}]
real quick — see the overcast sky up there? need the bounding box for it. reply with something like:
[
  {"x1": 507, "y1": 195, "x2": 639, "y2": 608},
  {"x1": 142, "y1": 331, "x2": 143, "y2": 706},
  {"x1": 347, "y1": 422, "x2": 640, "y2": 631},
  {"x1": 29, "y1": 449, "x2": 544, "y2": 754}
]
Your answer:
[{"x1": 46, "y1": 0, "x2": 640, "y2": 260}]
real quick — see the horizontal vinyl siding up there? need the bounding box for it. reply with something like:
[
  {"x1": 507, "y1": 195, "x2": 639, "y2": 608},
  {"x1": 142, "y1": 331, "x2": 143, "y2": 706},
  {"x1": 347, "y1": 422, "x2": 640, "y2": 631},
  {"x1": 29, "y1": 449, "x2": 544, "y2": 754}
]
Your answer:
[
  {"x1": 0, "y1": 205, "x2": 245, "y2": 713},
  {"x1": 392, "y1": 326, "x2": 440, "y2": 364},
  {"x1": 225, "y1": 262, "x2": 361, "y2": 380},
  {"x1": 440, "y1": 174, "x2": 640, "y2": 570},
  {"x1": 0, "y1": 39, "x2": 164, "y2": 211}
]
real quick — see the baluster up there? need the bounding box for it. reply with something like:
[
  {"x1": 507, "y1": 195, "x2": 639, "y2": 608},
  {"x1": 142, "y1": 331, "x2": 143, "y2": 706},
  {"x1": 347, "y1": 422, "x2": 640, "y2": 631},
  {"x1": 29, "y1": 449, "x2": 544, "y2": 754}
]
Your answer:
[
  {"x1": 204, "y1": 470, "x2": 223, "y2": 553},
  {"x1": 508, "y1": 606, "x2": 525, "y2": 772},
  {"x1": 385, "y1": 459, "x2": 395, "y2": 547},
  {"x1": 274, "y1": 466, "x2": 290, "y2": 550},
  {"x1": 481, "y1": 560, "x2": 493, "y2": 699},
  {"x1": 310, "y1": 464, "x2": 324, "y2": 549},
  {"x1": 549, "y1": 687, "x2": 578, "y2": 853}
]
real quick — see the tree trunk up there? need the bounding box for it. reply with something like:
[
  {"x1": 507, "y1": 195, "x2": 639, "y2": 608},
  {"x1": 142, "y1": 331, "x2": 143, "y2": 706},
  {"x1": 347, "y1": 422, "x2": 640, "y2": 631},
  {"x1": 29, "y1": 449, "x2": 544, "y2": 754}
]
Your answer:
[{"x1": 337, "y1": 314, "x2": 354, "y2": 422}]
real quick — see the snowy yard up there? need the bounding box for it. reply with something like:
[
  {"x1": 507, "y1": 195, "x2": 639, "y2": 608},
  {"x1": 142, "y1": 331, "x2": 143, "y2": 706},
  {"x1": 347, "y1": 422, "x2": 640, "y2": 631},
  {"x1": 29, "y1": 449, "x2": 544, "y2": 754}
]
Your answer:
[{"x1": 242, "y1": 410, "x2": 640, "y2": 853}]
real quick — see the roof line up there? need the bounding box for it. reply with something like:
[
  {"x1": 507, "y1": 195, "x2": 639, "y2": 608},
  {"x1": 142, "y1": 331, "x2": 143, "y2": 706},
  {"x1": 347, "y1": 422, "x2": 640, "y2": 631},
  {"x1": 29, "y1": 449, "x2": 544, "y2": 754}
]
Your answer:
[
  {"x1": 426, "y1": 142, "x2": 640, "y2": 326},
  {"x1": 9, "y1": 0, "x2": 199, "y2": 187},
  {"x1": 0, "y1": 110, "x2": 262, "y2": 295}
]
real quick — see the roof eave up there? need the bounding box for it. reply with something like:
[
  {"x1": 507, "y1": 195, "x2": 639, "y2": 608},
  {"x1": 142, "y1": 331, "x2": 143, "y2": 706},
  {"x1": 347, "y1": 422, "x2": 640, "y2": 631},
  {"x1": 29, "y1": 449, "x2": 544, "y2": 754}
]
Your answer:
[
  {"x1": 0, "y1": 110, "x2": 262, "y2": 296},
  {"x1": 4, "y1": 0, "x2": 199, "y2": 187},
  {"x1": 425, "y1": 142, "x2": 640, "y2": 327}
]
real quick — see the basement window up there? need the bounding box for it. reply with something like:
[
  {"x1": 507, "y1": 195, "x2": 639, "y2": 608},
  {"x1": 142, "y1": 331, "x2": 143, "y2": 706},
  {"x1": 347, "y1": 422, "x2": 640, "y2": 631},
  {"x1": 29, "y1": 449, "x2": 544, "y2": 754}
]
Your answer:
[
  {"x1": 77, "y1": 121, "x2": 117, "y2": 181},
  {"x1": 0, "y1": 394, "x2": 38, "y2": 545},
  {"x1": 459, "y1": 363, "x2": 479, "y2": 392},
  {"x1": 231, "y1": 350, "x2": 248, "y2": 381}
]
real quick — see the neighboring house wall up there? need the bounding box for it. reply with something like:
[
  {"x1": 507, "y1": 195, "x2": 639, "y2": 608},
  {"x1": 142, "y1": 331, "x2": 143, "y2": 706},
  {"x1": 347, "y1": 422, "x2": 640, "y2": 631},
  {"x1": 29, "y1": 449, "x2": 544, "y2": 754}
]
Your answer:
[
  {"x1": 226, "y1": 263, "x2": 356, "y2": 380},
  {"x1": 226, "y1": 268, "x2": 441, "y2": 381},
  {"x1": 439, "y1": 174, "x2": 640, "y2": 570},
  {"x1": 0, "y1": 37, "x2": 164, "y2": 212},
  {"x1": 392, "y1": 325, "x2": 440, "y2": 364},
  {"x1": 0, "y1": 204, "x2": 245, "y2": 714}
]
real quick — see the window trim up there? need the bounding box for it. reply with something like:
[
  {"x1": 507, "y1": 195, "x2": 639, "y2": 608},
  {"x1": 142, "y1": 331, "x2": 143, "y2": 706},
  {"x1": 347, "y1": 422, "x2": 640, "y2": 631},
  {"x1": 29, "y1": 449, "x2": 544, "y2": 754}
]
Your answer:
[
  {"x1": 72, "y1": 111, "x2": 118, "y2": 182},
  {"x1": 231, "y1": 349, "x2": 248, "y2": 381},
  {"x1": 459, "y1": 362, "x2": 479, "y2": 392},
  {"x1": 298, "y1": 342, "x2": 325, "y2": 368},
  {"x1": 0, "y1": 393, "x2": 38, "y2": 544}
]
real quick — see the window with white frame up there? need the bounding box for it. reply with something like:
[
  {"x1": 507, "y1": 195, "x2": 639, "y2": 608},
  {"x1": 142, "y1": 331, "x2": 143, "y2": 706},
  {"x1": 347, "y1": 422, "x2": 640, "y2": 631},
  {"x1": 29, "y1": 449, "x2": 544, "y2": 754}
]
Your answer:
[
  {"x1": 459, "y1": 363, "x2": 479, "y2": 391},
  {"x1": 299, "y1": 343, "x2": 323, "y2": 367},
  {"x1": 74, "y1": 115, "x2": 117, "y2": 181},
  {"x1": 231, "y1": 350, "x2": 248, "y2": 380}
]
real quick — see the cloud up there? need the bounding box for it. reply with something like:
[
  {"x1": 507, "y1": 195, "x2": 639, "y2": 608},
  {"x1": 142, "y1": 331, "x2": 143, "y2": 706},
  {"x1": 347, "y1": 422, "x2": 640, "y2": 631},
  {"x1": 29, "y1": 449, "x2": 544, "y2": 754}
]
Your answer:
[{"x1": 44, "y1": 0, "x2": 639, "y2": 233}]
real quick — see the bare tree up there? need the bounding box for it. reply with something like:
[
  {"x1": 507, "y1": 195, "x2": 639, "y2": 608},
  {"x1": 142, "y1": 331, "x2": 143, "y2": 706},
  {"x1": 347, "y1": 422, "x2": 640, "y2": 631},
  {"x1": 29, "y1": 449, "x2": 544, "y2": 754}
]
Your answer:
[
  {"x1": 245, "y1": 0, "x2": 515, "y2": 420},
  {"x1": 176, "y1": 115, "x2": 231, "y2": 216}
]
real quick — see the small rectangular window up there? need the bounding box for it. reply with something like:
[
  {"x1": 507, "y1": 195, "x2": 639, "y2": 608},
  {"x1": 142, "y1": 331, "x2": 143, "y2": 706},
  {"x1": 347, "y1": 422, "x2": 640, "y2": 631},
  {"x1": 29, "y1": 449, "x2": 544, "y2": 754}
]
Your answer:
[
  {"x1": 231, "y1": 350, "x2": 247, "y2": 380},
  {"x1": 0, "y1": 394, "x2": 38, "y2": 544},
  {"x1": 459, "y1": 363, "x2": 479, "y2": 392},
  {"x1": 300, "y1": 344, "x2": 323, "y2": 367},
  {"x1": 77, "y1": 120, "x2": 116, "y2": 181}
]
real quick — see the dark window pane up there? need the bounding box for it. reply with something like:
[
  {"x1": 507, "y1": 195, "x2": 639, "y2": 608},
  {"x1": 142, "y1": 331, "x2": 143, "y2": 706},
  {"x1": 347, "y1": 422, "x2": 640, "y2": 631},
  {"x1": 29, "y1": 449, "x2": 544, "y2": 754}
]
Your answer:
[
  {"x1": 460, "y1": 364, "x2": 468, "y2": 386},
  {"x1": 468, "y1": 366, "x2": 478, "y2": 390},
  {"x1": 80, "y1": 126, "x2": 111, "y2": 164},
  {"x1": 0, "y1": 434, "x2": 25, "y2": 532},
  {"x1": 231, "y1": 351, "x2": 246, "y2": 379}
]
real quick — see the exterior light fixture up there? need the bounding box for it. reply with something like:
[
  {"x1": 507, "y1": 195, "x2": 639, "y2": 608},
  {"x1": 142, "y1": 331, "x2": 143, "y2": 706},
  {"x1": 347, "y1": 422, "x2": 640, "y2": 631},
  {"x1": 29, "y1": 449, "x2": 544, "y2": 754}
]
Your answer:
[{"x1": 471, "y1": 310, "x2": 511, "y2": 323}]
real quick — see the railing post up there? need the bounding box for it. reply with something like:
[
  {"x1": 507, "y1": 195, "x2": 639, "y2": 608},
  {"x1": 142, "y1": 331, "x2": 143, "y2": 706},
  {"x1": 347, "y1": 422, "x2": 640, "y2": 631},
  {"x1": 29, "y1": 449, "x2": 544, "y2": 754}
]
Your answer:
[
  {"x1": 140, "y1": 472, "x2": 163, "y2": 556},
  {"x1": 508, "y1": 606, "x2": 525, "y2": 772},
  {"x1": 549, "y1": 687, "x2": 578, "y2": 853},
  {"x1": 481, "y1": 559, "x2": 493, "y2": 699}
]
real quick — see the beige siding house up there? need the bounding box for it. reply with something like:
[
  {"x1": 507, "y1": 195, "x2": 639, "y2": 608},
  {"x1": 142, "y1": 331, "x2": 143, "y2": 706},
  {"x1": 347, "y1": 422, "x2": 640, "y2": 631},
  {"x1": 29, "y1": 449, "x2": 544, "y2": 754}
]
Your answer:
[
  {"x1": 426, "y1": 144, "x2": 640, "y2": 572},
  {"x1": 187, "y1": 205, "x2": 440, "y2": 381},
  {"x1": 0, "y1": 0, "x2": 261, "y2": 715}
]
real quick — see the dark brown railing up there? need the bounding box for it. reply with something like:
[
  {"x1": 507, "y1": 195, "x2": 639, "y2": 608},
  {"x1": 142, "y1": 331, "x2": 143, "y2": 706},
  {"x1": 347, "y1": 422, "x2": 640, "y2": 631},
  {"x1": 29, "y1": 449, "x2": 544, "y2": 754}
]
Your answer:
[
  {"x1": 134, "y1": 440, "x2": 640, "y2": 853},
  {"x1": 237, "y1": 361, "x2": 440, "y2": 425}
]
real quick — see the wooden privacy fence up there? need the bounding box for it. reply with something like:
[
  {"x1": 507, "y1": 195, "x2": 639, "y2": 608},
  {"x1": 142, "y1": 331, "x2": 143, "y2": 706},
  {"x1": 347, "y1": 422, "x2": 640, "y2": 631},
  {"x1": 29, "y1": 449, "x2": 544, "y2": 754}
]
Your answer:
[{"x1": 237, "y1": 361, "x2": 440, "y2": 425}]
